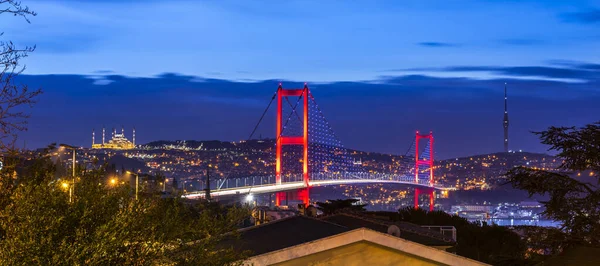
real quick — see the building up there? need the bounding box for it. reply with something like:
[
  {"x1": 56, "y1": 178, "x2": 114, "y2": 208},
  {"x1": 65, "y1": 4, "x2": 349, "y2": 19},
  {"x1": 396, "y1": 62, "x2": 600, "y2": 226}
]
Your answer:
[
  {"x1": 220, "y1": 214, "x2": 487, "y2": 265},
  {"x1": 503, "y1": 83, "x2": 509, "y2": 153},
  {"x1": 92, "y1": 127, "x2": 135, "y2": 150},
  {"x1": 224, "y1": 215, "x2": 487, "y2": 265},
  {"x1": 321, "y1": 213, "x2": 457, "y2": 251}
]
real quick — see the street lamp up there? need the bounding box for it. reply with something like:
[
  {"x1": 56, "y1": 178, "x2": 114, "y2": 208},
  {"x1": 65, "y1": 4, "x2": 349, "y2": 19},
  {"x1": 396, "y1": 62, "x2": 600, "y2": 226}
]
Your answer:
[
  {"x1": 126, "y1": 171, "x2": 139, "y2": 200},
  {"x1": 60, "y1": 181, "x2": 72, "y2": 202},
  {"x1": 60, "y1": 143, "x2": 77, "y2": 203},
  {"x1": 109, "y1": 177, "x2": 118, "y2": 186},
  {"x1": 246, "y1": 194, "x2": 254, "y2": 202}
]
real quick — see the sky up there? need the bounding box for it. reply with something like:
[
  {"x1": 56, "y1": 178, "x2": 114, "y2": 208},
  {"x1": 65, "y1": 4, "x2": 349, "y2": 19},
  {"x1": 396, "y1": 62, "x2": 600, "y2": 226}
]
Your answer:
[{"x1": 2, "y1": 0, "x2": 600, "y2": 159}]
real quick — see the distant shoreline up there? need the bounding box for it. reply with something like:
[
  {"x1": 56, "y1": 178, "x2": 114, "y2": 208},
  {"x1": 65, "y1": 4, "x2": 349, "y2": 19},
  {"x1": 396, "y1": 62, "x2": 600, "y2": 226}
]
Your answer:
[{"x1": 468, "y1": 218, "x2": 560, "y2": 227}]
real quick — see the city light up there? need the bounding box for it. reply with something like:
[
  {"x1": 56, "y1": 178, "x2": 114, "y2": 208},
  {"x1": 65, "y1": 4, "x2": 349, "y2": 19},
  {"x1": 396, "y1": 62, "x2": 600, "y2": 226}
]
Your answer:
[
  {"x1": 61, "y1": 181, "x2": 69, "y2": 189},
  {"x1": 110, "y1": 178, "x2": 118, "y2": 186},
  {"x1": 245, "y1": 194, "x2": 254, "y2": 202}
]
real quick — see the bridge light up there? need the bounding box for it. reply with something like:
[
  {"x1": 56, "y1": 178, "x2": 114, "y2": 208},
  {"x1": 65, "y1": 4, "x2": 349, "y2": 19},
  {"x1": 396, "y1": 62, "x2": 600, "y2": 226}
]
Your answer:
[{"x1": 246, "y1": 194, "x2": 254, "y2": 202}]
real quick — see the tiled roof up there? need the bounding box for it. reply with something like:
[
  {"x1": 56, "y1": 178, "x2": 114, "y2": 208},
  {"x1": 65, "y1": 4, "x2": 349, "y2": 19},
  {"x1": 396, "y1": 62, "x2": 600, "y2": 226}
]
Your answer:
[
  {"x1": 221, "y1": 213, "x2": 455, "y2": 257},
  {"x1": 220, "y1": 215, "x2": 348, "y2": 256},
  {"x1": 321, "y1": 213, "x2": 456, "y2": 246}
]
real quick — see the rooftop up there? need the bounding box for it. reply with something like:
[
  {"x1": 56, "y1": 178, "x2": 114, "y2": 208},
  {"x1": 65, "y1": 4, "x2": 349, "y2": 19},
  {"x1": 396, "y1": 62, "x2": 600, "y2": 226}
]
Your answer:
[
  {"x1": 320, "y1": 213, "x2": 456, "y2": 246},
  {"x1": 222, "y1": 213, "x2": 456, "y2": 258}
]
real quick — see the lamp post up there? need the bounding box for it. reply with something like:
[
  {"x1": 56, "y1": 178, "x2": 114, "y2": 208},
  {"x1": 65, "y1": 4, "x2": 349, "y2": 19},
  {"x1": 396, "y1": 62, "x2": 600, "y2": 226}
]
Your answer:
[
  {"x1": 61, "y1": 181, "x2": 71, "y2": 202},
  {"x1": 60, "y1": 144, "x2": 77, "y2": 203},
  {"x1": 127, "y1": 171, "x2": 139, "y2": 200},
  {"x1": 204, "y1": 164, "x2": 211, "y2": 201}
]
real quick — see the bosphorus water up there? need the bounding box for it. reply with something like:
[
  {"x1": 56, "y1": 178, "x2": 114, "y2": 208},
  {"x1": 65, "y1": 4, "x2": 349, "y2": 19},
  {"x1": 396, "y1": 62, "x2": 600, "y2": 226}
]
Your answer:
[{"x1": 469, "y1": 218, "x2": 561, "y2": 227}]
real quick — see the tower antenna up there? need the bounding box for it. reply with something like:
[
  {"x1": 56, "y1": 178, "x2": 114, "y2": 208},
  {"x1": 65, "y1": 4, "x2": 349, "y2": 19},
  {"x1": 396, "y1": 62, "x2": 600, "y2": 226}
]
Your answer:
[{"x1": 503, "y1": 83, "x2": 509, "y2": 153}]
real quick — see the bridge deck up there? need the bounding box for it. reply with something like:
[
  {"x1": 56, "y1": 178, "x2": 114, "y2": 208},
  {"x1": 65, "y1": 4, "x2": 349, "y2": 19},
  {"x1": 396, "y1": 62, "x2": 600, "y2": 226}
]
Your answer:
[{"x1": 182, "y1": 178, "x2": 454, "y2": 198}]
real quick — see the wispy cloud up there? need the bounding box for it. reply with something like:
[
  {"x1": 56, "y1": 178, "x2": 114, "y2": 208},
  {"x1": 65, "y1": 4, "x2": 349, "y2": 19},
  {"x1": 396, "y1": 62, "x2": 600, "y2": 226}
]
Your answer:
[
  {"x1": 403, "y1": 62, "x2": 600, "y2": 83},
  {"x1": 93, "y1": 70, "x2": 114, "y2": 74},
  {"x1": 499, "y1": 38, "x2": 545, "y2": 46},
  {"x1": 560, "y1": 8, "x2": 600, "y2": 24},
  {"x1": 16, "y1": 72, "x2": 600, "y2": 159},
  {"x1": 417, "y1": 42, "x2": 458, "y2": 48}
]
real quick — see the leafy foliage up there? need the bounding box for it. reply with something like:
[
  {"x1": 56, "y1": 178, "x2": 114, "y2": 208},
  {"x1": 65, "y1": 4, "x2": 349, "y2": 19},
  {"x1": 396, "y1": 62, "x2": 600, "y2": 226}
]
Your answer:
[
  {"x1": 377, "y1": 208, "x2": 529, "y2": 265},
  {"x1": 506, "y1": 122, "x2": 600, "y2": 246},
  {"x1": 514, "y1": 226, "x2": 569, "y2": 262},
  {"x1": 315, "y1": 198, "x2": 367, "y2": 215},
  {"x1": 0, "y1": 151, "x2": 249, "y2": 265}
]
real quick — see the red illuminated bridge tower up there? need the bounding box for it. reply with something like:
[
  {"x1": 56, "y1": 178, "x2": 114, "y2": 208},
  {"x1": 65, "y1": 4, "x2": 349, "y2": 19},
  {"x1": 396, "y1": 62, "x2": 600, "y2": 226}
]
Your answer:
[
  {"x1": 414, "y1": 131, "x2": 435, "y2": 211},
  {"x1": 275, "y1": 84, "x2": 309, "y2": 206}
]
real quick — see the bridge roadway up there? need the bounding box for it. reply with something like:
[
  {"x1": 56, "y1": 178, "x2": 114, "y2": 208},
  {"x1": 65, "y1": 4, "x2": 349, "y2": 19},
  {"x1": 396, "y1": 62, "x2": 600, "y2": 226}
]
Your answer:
[{"x1": 182, "y1": 173, "x2": 454, "y2": 199}]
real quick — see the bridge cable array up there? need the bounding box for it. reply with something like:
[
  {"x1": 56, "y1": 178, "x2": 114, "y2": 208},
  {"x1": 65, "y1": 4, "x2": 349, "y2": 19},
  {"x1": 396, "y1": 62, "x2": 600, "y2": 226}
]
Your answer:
[{"x1": 186, "y1": 86, "x2": 437, "y2": 194}]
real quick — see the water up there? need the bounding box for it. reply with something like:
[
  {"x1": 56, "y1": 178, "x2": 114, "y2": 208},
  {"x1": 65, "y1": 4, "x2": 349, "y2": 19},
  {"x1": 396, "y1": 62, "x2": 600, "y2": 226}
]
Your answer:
[{"x1": 469, "y1": 218, "x2": 561, "y2": 227}]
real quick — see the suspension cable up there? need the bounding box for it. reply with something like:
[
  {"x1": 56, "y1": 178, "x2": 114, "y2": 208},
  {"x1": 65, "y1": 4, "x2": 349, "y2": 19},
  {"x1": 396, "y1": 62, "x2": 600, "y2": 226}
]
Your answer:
[
  {"x1": 404, "y1": 141, "x2": 415, "y2": 157},
  {"x1": 247, "y1": 91, "x2": 277, "y2": 140},
  {"x1": 285, "y1": 96, "x2": 303, "y2": 123},
  {"x1": 277, "y1": 91, "x2": 303, "y2": 141},
  {"x1": 219, "y1": 90, "x2": 304, "y2": 190},
  {"x1": 307, "y1": 92, "x2": 344, "y2": 143}
]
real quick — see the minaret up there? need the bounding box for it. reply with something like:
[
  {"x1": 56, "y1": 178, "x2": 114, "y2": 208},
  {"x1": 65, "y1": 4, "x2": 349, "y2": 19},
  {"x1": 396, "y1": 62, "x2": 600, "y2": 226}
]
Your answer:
[
  {"x1": 121, "y1": 125, "x2": 125, "y2": 136},
  {"x1": 92, "y1": 129, "x2": 95, "y2": 146},
  {"x1": 133, "y1": 127, "x2": 136, "y2": 146},
  {"x1": 102, "y1": 126, "x2": 105, "y2": 145},
  {"x1": 113, "y1": 128, "x2": 116, "y2": 139},
  {"x1": 503, "y1": 83, "x2": 509, "y2": 153}
]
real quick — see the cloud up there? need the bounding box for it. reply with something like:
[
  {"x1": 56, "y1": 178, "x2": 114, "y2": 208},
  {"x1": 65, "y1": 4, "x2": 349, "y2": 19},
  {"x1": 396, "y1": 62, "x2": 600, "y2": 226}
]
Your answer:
[
  {"x1": 446, "y1": 66, "x2": 598, "y2": 81},
  {"x1": 14, "y1": 72, "x2": 600, "y2": 159},
  {"x1": 417, "y1": 42, "x2": 458, "y2": 48},
  {"x1": 405, "y1": 62, "x2": 600, "y2": 82},
  {"x1": 560, "y1": 8, "x2": 600, "y2": 24},
  {"x1": 93, "y1": 70, "x2": 114, "y2": 74},
  {"x1": 499, "y1": 38, "x2": 545, "y2": 46}
]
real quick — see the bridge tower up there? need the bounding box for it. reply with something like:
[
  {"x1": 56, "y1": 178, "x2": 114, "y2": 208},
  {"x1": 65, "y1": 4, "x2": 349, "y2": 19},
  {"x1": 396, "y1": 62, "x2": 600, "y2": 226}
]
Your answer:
[
  {"x1": 275, "y1": 84, "x2": 309, "y2": 206},
  {"x1": 414, "y1": 131, "x2": 435, "y2": 211}
]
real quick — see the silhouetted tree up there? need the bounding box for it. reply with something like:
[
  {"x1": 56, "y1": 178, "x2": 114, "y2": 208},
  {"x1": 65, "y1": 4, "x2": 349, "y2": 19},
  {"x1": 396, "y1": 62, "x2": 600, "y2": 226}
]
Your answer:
[
  {"x1": 506, "y1": 122, "x2": 600, "y2": 247},
  {"x1": 315, "y1": 199, "x2": 367, "y2": 215},
  {"x1": 0, "y1": 0, "x2": 42, "y2": 151},
  {"x1": 172, "y1": 177, "x2": 179, "y2": 192},
  {"x1": 514, "y1": 226, "x2": 569, "y2": 262},
  {"x1": 391, "y1": 207, "x2": 527, "y2": 265}
]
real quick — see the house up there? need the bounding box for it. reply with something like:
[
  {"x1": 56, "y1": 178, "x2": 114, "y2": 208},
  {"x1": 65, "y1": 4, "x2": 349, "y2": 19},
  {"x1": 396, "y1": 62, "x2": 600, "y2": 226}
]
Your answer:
[
  {"x1": 320, "y1": 213, "x2": 456, "y2": 251},
  {"x1": 222, "y1": 215, "x2": 488, "y2": 265}
]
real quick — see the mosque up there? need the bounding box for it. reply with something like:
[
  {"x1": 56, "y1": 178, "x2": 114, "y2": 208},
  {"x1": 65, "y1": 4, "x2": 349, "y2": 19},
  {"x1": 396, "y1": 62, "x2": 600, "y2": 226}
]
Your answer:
[{"x1": 91, "y1": 127, "x2": 135, "y2": 150}]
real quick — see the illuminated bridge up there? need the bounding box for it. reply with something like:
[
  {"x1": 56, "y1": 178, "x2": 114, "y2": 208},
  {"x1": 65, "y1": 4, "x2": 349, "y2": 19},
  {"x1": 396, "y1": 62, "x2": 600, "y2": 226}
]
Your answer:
[{"x1": 183, "y1": 84, "x2": 453, "y2": 210}]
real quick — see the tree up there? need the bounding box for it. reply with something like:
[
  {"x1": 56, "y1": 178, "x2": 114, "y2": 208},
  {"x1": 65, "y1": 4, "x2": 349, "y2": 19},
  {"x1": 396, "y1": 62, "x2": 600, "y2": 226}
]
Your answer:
[
  {"x1": 505, "y1": 122, "x2": 600, "y2": 247},
  {"x1": 315, "y1": 198, "x2": 367, "y2": 215},
  {"x1": 393, "y1": 207, "x2": 528, "y2": 265},
  {"x1": 0, "y1": 153, "x2": 250, "y2": 265},
  {"x1": 0, "y1": 0, "x2": 42, "y2": 151},
  {"x1": 514, "y1": 226, "x2": 569, "y2": 262}
]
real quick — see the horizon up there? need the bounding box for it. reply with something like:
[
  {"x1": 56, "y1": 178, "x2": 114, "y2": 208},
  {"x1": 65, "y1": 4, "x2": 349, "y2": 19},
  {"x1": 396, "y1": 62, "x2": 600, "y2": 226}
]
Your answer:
[
  {"x1": 16, "y1": 72, "x2": 598, "y2": 159},
  {"x1": 3, "y1": 0, "x2": 599, "y2": 159}
]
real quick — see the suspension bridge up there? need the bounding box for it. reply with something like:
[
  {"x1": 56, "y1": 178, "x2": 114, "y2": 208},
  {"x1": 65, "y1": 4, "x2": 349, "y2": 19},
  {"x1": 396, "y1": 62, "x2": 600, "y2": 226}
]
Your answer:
[{"x1": 183, "y1": 84, "x2": 452, "y2": 210}]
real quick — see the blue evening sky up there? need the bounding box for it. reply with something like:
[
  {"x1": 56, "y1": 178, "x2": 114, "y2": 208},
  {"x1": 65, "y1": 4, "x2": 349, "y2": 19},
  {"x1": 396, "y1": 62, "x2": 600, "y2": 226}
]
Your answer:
[
  {"x1": 4, "y1": 0, "x2": 599, "y2": 81},
  {"x1": 2, "y1": 0, "x2": 600, "y2": 158}
]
